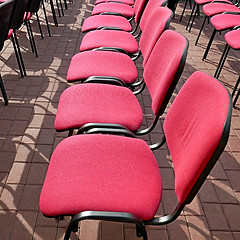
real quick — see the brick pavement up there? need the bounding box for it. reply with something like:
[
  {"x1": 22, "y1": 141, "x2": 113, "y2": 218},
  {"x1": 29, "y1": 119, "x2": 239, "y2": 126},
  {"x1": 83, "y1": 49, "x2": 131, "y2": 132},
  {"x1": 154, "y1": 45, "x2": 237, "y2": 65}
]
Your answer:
[{"x1": 0, "y1": 0, "x2": 239, "y2": 239}]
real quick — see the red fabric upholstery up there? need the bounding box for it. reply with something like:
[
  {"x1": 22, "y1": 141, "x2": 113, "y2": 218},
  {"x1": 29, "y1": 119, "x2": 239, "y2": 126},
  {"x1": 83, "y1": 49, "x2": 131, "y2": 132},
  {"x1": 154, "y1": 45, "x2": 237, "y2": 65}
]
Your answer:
[
  {"x1": 143, "y1": 30, "x2": 187, "y2": 115},
  {"x1": 139, "y1": 7, "x2": 172, "y2": 66},
  {"x1": 7, "y1": 29, "x2": 13, "y2": 39},
  {"x1": 202, "y1": 3, "x2": 239, "y2": 17},
  {"x1": 163, "y1": 71, "x2": 230, "y2": 204},
  {"x1": 40, "y1": 134, "x2": 162, "y2": 220},
  {"x1": 54, "y1": 83, "x2": 143, "y2": 131},
  {"x1": 91, "y1": 2, "x2": 134, "y2": 18},
  {"x1": 67, "y1": 50, "x2": 138, "y2": 83},
  {"x1": 24, "y1": 12, "x2": 31, "y2": 21},
  {"x1": 81, "y1": 15, "x2": 132, "y2": 32},
  {"x1": 211, "y1": 14, "x2": 240, "y2": 31},
  {"x1": 95, "y1": 0, "x2": 134, "y2": 5},
  {"x1": 80, "y1": 30, "x2": 138, "y2": 53},
  {"x1": 224, "y1": 29, "x2": 240, "y2": 50},
  {"x1": 139, "y1": 0, "x2": 167, "y2": 31}
]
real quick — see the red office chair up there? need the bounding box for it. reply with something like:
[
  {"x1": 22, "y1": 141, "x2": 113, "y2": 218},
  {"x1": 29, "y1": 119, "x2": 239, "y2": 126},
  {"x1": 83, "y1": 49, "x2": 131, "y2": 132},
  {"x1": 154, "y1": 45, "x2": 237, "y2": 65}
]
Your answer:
[
  {"x1": 0, "y1": 0, "x2": 15, "y2": 105},
  {"x1": 195, "y1": 1, "x2": 240, "y2": 45},
  {"x1": 55, "y1": 30, "x2": 188, "y2": 136},
  {"x1": 79, "y1": 0, "x2": 169, "y2": 56},
  {"x1": 40, "y1": 71, "x2": 232, "y2": 240},
  {"x1": 202, "y1": 12, "x2": 240, "y2": 60}
]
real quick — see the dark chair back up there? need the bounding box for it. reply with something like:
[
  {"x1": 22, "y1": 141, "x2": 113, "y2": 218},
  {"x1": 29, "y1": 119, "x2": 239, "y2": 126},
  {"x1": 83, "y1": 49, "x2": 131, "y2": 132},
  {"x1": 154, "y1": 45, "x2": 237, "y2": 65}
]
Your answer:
[{"x1": 0, "y1": 0, "x2": 15, "y2": 51}]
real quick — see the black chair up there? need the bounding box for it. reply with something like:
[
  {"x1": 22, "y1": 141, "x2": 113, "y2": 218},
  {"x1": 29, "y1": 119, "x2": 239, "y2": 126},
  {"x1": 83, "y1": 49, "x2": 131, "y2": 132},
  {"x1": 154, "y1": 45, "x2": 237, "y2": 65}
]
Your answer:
[{"x1": 0, "y1": 0, "x2": 15, "y2": 105}]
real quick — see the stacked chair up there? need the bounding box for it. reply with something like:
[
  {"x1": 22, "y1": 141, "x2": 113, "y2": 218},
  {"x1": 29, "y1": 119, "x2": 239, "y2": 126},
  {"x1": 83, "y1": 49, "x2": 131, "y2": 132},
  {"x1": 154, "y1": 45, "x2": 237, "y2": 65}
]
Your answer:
[
  {"x1": 0, "y1": 0, "x2": 15, "y2": 105},
  {"x1": 38, "y1": 0, "x2": 233, "y2": 239}
]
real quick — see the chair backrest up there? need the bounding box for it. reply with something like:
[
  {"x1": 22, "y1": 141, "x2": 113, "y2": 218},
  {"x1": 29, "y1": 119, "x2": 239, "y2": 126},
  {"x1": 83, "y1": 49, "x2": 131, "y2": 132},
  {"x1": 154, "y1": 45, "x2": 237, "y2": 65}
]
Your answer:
[
  {"x1": 139, "y1": 7, "x2": 173, "y2": 66},
  {"x1": 10, "y1": 0, "x2": 30, "y2": 29},
  {"x1": 0, "y1": 0, "x2": 15, "y2": 51},
  {"x1": 133, "y1": 0, "x2": 149, "y2": 23},
  {"x1": 163, "y1": 71, "x2": 232, "y2": 206},
  {"x1": 143, "y1": 29, "x2": 188, "y2": 117},
  {"x1": 139, "y1": 0, "x2": 168, "y2": 30}
]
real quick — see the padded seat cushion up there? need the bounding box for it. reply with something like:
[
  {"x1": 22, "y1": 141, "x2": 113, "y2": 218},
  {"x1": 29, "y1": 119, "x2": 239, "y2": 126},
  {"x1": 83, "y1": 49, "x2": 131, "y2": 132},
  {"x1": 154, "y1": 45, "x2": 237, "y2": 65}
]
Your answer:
[
  {"x1": 202, "y1": 3, "x2": 240, "y2": 17},
  {"x1": 40, "y1": 134, "x2": 162, "y2": 220},
  {"x1": 91, "y1": 2, "x2": 134, "y2": 18},
  {"x1": 95, "y1": 0, "x2": 134, "y2": 5},
  {"x1": 82, "y1": 15, "x2": 132, "y2": 32},
  {"x1": 7, "y1": 29, "x2": 13, "y2": 39},
  {"x1": 195, "y1": 0, "x2": 231, "y2": 5},
  {"x1": 211, "y1": 14, "x2": 240, "y2": 31},
  {"x1": 54, "y1": 83, "x2": 143, "y2": 131},
  {"x1": 80, "y1": 30, "x2": 138, "y2": 53},
  {"x1": 224, "y1": 29, "x2": 240, "y2": 49},
  {"x1": 67, "y1": 50, "x2": 138, "y2": 83}
]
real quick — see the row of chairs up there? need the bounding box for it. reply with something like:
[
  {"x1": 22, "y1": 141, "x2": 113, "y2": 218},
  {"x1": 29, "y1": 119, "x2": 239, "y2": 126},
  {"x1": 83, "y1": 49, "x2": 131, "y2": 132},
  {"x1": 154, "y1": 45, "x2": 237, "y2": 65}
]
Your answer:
[
  {"x1": 39, "y1": 0, "x2": 233, "y2": 239},
  {"x1": 0, "y1": 0, "x2": 72, "y2": 105},
  {"x1": 178, "y1": 0, "x2": 240, "y2": 106}
]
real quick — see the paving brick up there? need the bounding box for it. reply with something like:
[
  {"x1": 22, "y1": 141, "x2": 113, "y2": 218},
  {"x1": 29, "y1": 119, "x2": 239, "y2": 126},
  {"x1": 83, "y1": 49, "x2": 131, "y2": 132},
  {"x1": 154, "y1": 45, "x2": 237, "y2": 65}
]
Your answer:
[
  {"x1": 9, "y1": 211, "x2": 37, "y2": 240},
  {"x1": 7, "y1": 162, "x2": 30, "y2": 184},
  {"x1": 222, "y1": 204, "x2": 240, "y2": 231},
  {"x1": 25, "y1": 163, "x2": 48, "y2": 185},
  {"x1": 0, "y1": 210, "x2": 16, "y2": 240},
  {"x1": 225, "y1": 170, "x2": 240, "y2": 192},
  {"x1": 202, "y1": 203, "x2": 230, "y2": 231},
  {"x1": 0, "y1": 152, "x2": 16, "y2": 172},
  {"x1": 101, "y1": 221, "x2": 123, "y2": 240},
  {"x1": 186, "y1": 216, "x2": 211, "y2": 240},
  {"x1": 79, "y1": 220, "x2": 101, "y2": 240},
  {"x1": 33, "y1": 226, "x2": 57, "y2": 240},
  {"x1": 212, "y1": 231, "x2": 235, "y2": 240},
  {"x1": 14, "y1": 143, "x2": 35, "y2": 162},
  {"x1": 199, "y1": 179, "x2": 219, "y2": 203}
]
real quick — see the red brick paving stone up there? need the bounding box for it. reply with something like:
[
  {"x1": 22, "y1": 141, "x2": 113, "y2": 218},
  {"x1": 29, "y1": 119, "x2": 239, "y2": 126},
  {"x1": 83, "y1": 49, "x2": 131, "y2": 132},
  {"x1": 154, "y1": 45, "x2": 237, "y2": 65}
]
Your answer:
[
  {"x1": 25, "y1": 163, "x2": 48, "y2": 185},
  {"x1": 184, "y1": 194, "x2": 204, "y2": 216},
  {"x1": 146, "y1": 229, "x2": 168, "y2": 240},
  {"x1": 57, "y1": 216, "x2": 73, "y2": 228},
  {"x1": 160, "y1": 168, "x2": 175, "y2": 190},
  {"x1": 209, "y1": 161, "x2": 228, "y2": 180},
  {"x1": 202, "y1": 203, "x2": 230, "y2": 231},
  {"x1": 0, "y1": 119, "x2": 12, "y2": 135},
  {"x1": 18, "y1": 185, "x2": 42, "y2": 211},
  {"x1": 8, "y1": 120, "x2": 28, "y2": 136},
  {"x1": 0, "y1": 135, "x2": 21, "y2": 152},
  {"x1": 33, "y1": 226, "x2": 57, "y2": 240},
  {"x1": 101, "y1": 221, "x2": 123, "y2": 240},
  {"x1": 79, "y1": 220, "x2": 101, "y2": 240},
  {"x1": 231, "y1": 116, "x2": 240, "y2": 130},
  {"x1": 212, "y1": 231, "x2": 235, "y2": 240},
  {"x1": 124, "y1": 228, "x2": 140, "y2": 240},
  {"x1": 0, "y1": 184, "x2": 24, "y2": 210},
  {"x1": 166, "y1": 216, "x2": 191, "y2": 240},
  {"x1": 14, "y1": 143, "x2": 35, "y2": 162},
  {"x1": 225, "y1": 170, "x2": 240, "y2": 192},
  {"x1": 33, "y1": 102, "x2": 48, "y2": 115},
  {"x1": 28, "y1": 114, "x2": 45, "y2": 128},
  {"x1": 21, "y1": 128, "x2": 40, "y2": 144},
  {"x1": 56, "y1": 227, "x2": 80, "y2": 240},
  {"x1": 198, "y1": 179, "x2": 219, "y2": 203},
  {"x1": 233, "y1": 232, "x2": 240, "y2": 240},
  {"x1": 0, "y1": 152, "x2": 16, "y2": 172},
  {"x1": 222, "y1": 204, "x2": 240, "y2": 231},
  {"x1": 9, "y1": 210, "x2": 37, "y2": 240},
  {"x1": 37, "y1": 128, "x2": 56, "y2": 145},
  {"x1": 0, "y1": 106, "x2": 18, "y2": 120},
  {"x1": 0, "y1": 172, "x2": 7, "y2": 195},
  {"x1": 25, "y1": 86, "x2": 41, "y2": 97},
  {"x1": 41, "y1": 115, "x2": 56, "y2": 129},
  {"x1": 35, "y1": 211, "x2": 58, "y2": 227},
  {"x1": 32, "y1": 144, "x2": 53, "y2": 163},
  {"x1": 212, "y1": 180, "x2": 238, "y2": 204},
  {"x1": 227, "y1": 137, "x2": 240, "y2": 152},
  {"x1": 7, "y1": 162, "x2": 30, "y2": 184},
  {"x1": 220, "y1": 151, "x2": 240, "y2": 170},
  {"x1": 12, "y1": 86, "x2": 28, "y2": 96},
  {"x1": 0, "y1": 210, "x2": 16, "y2": 240},
  {"x1": 161, "y1": 189, "x2": 179, "y2": 215}
]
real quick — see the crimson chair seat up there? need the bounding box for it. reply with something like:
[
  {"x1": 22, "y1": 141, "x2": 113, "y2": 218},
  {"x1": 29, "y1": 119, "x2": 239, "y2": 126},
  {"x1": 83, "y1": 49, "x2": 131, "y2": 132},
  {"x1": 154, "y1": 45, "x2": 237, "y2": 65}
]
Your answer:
[
  {"x1": 67, "y1": 50, "x2": 138, "y2": 83},
  {"x1": 81, "y1": 14, "x2": 132, "y2": 32},
  {"x1": 7, "y1": 29, "x2": 13, "y2": 39},
  {"x1": 40, "y1": 134, "x2": 162, "y2": 220},
  {"x1": 224, "y1": 29, "x2": 240, "y2": 49},
  {"x1": 211, "y1": 14, "x2": 240, "y2": 31},
  {"x1": 202, "y1": 3, "x2": 240, "y2": 17},
  {"x1": 54, "y1": 83, "x2": 143, "y2": 131},
  {"x1": 95, "y1": 0, "x2": 134, "y2": 5},
  {"x1": 91, "y1": 2, "x2": 134, "y2": 18},
  {"x1": 80, "y1": 29, "x2": 138, "y2": 53}
]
